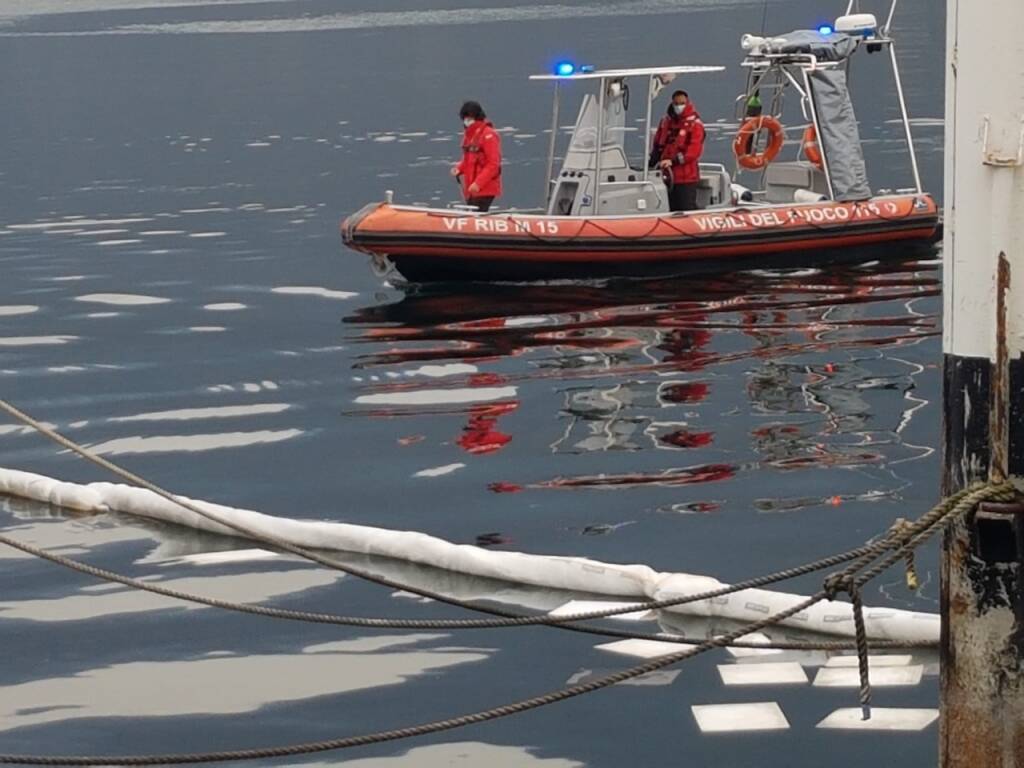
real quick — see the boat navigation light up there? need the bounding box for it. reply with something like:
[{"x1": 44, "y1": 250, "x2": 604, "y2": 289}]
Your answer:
[
  {"x1": 817, "y1": 23, "x2": 834, "y2": 35},
  {"x1": 555, "y1": 61, "x2": 576, "y2": 77}
]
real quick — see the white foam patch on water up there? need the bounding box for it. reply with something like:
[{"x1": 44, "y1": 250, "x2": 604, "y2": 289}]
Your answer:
[
  {"x1": 74, "y1": 228, "x2": 129, "y2": 236},
  {"x1": 271, "y1": 286, "x2": 357, "y2": 300},
  {"x1": 0, "y1": 306, "x2": 39, "y2": 317},
  {"x1": 46, "y1": 366, "x2": 88, "y2": 373},
  {"x1": 825, "y1": 654, "x2": 914, "y2": 668},
  {"x1": 85, "y1": 312, "x2": 121, "y2": 318},
  {"x1": 0, "y1": 423, "x2": 56, "y2": 436},
  {"x1": 0, "y1": 336, "x2": 78, "y2": 347},
  {"x1": 110, "y1": 404, "x2": 291, "y2": 422},
  {"x1": 413, "y1": 463, "x2": 465, "y2": 478},
  {"x1": 246, "y1": 142, "x2": 272, "y2": 148},
  {"x1": 594, "y1": 639, "x2": 683, "y2": 659},
  {"x1": 404, "y1": 363, "x2": 478, "y2": 378},
  {"x1": 203, "y1": 303, "x2": 246, "y2": 311},
  {"x1": 503, "y1": 316, "x2": 552, "y2": 327},
  {"x1": 299, "y1": 743, "x2": 584, "y2": 767},
  {"x1": 189, "y1": 326, "x2": 226, "y2": 333},
  {"x1": 817, "y1": 708, "x2": 939, "y2": 731},
  {"x1": 355, "y1": 386, "x2": 516, "y2": 406},
  {"x1": 95, "y1": 239, "x2": 143, "y2": 246},
  {"x1": 692, "y1": 702, "x2": 789, "y2": 733},
  {"x1": 814, "y1": 666, "x2": 924, "y2": 687},
  {"x1": 718, "y1": 662, "x2": 808, "y2": 686},
  {"x1": 140, "y1": 230, "x2": 185, "y2": 236},
  {"x1": 87, "y1": 429, "x2": 304, "y2": 456},
  {"x1": 188, "y1": 232, "x2": 227, "y2": 238},
  {"x1": 168, "y1": 548, "x2": 282, "y2": 566},
  {"x1": 6, "y1": 217, "x2": 151, "y2": 230},
  {"x1": 75, "y1": 293, "x2": 170, "y2": 306}
]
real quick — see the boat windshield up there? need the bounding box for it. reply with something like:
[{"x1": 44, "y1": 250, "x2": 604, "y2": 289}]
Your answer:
[{"x1": 568, "y1": 92, "x2": 629, "y2": 153}]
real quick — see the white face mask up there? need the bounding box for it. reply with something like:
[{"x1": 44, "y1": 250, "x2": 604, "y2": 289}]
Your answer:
[
  {"x1": 463, "y1": 117, "x2": 475, "y2": 128},
  {"x1": 673, "y1": 103, "x2": 686, "y2": 115}
]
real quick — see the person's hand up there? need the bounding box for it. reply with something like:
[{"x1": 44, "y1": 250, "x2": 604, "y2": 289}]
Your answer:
[
  {"x1": 467, "y1": 182, "x2": 480, "y2": 195},
  {"x1": 450, "y1": 165, "x2": 461, "y2": 177},
  {"x1": 658, "y1": 159, "x2": 672, "y2": 169}
]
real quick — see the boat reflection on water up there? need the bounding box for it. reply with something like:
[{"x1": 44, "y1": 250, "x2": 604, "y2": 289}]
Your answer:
[{"x1": 344, "y1": 259, "x2": 940, "y2": 504}]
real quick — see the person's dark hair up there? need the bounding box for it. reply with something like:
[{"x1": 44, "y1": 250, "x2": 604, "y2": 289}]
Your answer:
[
  {"x1": 459, "y1": 101, "x2": 486, "y2": 120},
  {"x1": 666, "y1": 90, "x2": 690, "y2": 117}
]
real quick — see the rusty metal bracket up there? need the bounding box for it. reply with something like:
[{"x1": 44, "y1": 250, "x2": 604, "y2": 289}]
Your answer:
[{"x1": 977, "y1": 500, "x2": 1024, "y2": 517}]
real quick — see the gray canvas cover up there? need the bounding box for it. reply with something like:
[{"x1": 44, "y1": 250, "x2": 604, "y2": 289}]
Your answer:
[
  {"x1": 764, "y1": 30, "x2": 870, "y2": 200},
  {"x1": 766, "y1": 30, "x2": 859, "y2": 61},
  {"x1": 809, "y1": 67, "x2": 871, "y2": 200}
]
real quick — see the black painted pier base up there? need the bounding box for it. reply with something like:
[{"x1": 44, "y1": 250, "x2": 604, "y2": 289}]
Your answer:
[{"x1": 940, "y1": 353, "x2": 1024, "y2": 767}]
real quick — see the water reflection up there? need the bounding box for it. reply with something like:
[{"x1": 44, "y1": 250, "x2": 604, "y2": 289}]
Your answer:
[
  {"x1": 300, "y1": 742, "x2": 585, "y2": 768},
  {"x1": 344, "y1": 262, "x2": 939, "y2": 507},
  {"x1": 0, "y1": 633, "x2": 489, "y2": 731}
]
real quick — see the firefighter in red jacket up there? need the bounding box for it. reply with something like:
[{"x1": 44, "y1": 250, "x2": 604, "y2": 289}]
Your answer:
[
  {"x1": 649, "y1": 90, "x2": 706, "y2": 212},
  {"x1": 450, "y1": 101, "x2": 502, "y2": 212}
]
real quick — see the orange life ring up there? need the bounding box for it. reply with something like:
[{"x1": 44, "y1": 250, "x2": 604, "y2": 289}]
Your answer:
[
  {"x1": 733, "y1": 116, "x2": 785, "y2": 170},
  {"x1": 802, "y1": 124, "x2": 823, "y2": 169}
]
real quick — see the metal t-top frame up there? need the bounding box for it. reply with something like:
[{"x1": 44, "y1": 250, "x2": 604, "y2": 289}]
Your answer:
[
  {"x1": 740, "y1": 0, "x2": 922, "y2": 198},
  {"x1": 529, "y1": 65, "x2": 725, "y2": 209}
]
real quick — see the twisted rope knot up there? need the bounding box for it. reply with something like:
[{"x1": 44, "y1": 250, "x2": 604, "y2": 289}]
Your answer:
[{"x1": 822, "y1": 572, "x2": 856, "y2": 601}]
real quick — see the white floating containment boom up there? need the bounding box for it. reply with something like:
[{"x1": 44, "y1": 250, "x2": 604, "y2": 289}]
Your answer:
[{"x1": 0, "y1": 467, "x2": 938, "y2": 644}]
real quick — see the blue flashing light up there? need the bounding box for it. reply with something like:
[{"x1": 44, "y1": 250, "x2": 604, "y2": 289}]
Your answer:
[
  {"x1": 817, "y1": 23, "x2": 834, "y2": 35},
  {"x1": 555, "y1": 60, "x2": 576, "y2": 77}
]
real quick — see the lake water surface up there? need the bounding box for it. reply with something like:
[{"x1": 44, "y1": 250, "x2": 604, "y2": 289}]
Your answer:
[{"x1": 0, "y1": 1, "x2": 948, "y2": 765}]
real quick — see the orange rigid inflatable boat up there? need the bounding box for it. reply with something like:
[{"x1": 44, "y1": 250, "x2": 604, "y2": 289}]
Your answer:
[
  {"x1": 342, "y1": 194, "x2": 938, "y2": 281},
  {"x1": 342, "y1": 8, "x2": 940, "y2": 282}
]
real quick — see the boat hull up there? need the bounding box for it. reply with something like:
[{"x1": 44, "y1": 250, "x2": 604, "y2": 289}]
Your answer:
[{"x1": 341, "y1": 195, "x2": 940, "y2": 282}]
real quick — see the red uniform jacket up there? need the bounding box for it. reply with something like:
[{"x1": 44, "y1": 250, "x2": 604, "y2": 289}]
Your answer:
[
  {"x1": 655, "y1": 103, "x2": 706, "y2": 185},
  {"x1": 456, "y1": 119, "x2": 502, "y2": 199}
]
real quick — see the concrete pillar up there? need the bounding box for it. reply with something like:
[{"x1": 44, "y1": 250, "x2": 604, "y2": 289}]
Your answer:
[{"x1": 941, "y1": 0, "x2": 1024, "y2": 765}]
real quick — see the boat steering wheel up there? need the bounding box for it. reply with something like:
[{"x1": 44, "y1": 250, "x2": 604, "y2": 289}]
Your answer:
[{"x1": 660, "y1": 166, "x2": 674, "y2": 192}]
